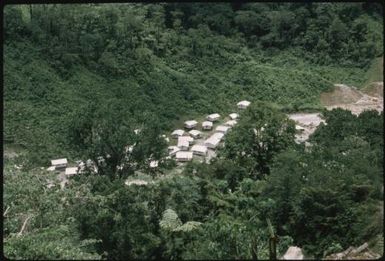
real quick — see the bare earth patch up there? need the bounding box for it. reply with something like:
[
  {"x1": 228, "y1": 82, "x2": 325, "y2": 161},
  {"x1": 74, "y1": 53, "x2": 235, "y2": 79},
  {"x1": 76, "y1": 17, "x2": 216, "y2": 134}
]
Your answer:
[
  {"x1": 321, "y1": 83, "x2": 383, "y2": 115},
  {"x1": 287, "y1": 113, "x2": 325, "y2": 143}
]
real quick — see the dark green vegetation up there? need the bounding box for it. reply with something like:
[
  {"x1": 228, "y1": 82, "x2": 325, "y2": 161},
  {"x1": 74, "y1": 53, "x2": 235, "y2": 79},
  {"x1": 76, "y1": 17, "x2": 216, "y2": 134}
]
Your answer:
[
  {"x1": 4, "y1": 104, "x2": 383, "y2": 259},
  {"x1": 3, "y1": 2, "x2": 383, "y2": 260}
]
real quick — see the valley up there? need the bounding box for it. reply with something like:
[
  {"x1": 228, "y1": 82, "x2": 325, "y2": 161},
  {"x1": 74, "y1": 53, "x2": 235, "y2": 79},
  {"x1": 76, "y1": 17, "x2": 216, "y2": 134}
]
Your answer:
[{"x1": 3, "y1": 3, "x2": 383, "y2": 260}]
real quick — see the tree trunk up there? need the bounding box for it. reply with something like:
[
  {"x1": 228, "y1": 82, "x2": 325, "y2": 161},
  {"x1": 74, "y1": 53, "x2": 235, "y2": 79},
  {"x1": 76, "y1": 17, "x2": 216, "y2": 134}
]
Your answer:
[
  {"x1": 29, "y1": 5, "x2": 33, "y2": 23},
  {"x1": 17, "y1": 215, "x2": 32, "y2": 237}
]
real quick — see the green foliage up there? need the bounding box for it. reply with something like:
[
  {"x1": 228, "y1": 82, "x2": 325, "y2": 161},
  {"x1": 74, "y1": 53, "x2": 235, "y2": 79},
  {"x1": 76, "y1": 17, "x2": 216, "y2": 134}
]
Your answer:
[
  {"x1": 221, "y1": 102, "x2": 296, "y2": 178},
  {"x1": 159, "y1": 209, "x2": 182, "y2": 231},
  {"x1": 4, "y1": 226, "x2": 101, "y2": 260},
  {"x1": 260, "y1": 109, "x2": 383, "y2": 258},
  {"x1": 182, "y1": 214, "x2": 270, "y2": 260},
  {"x1": 3, "y1": 161, "x2": 101, "y2": 259}
]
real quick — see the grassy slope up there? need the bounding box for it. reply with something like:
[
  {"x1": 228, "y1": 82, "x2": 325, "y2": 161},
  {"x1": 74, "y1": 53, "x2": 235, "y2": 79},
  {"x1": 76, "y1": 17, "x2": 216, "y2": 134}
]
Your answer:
[{"x1": 361, "y1": 56, "x2": 383, "y2": 95}]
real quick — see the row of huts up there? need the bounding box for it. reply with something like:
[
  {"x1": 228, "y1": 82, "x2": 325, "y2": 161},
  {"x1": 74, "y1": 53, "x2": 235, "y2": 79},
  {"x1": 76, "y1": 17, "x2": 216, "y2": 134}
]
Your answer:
[{"x1": 168, "y1": 100, "x2": 251, "y2": 162}]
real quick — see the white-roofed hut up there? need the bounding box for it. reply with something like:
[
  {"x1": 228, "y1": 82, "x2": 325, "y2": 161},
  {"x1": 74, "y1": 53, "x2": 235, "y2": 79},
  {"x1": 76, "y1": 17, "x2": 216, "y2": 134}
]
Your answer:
[
  {"x1": 175, "y1": 151, "x2": 193, "y2": 162},
  {"x1": 189, "y1": 129, "x2": 201, "y2": 138},
  {"x1": 51, "y1": 158, "x2": 68, "y2": 169},
  {"x1": 178, "y1": 136, "x2": 194, "y2": 145},
  {"x1": 65, "y1": 167, "x2": 78, "y2": 176},
  {"x1": 184, "y1": 120, "x2": 198, "y2": 129},
  {"x1": 204, "y1": 137, "x2": 221, "y2": 149},
  {"x1": 211, "y1": 132, "x2": 225, "y2": 140},
  {"x1": 237, "y1": 100, "x2": 251, "y2": 109},
  {"x1": 206, "y1": 113, "x2": 220, "y2": 122},
  {"x1": 229, "y1": 113, "x2": 239, "y2": 120},
  {"x1": 191, "y1": 145, "x2": 208, "y2": 156},
  {"x1": 177, "y1": 140, "x2": 190, "y2": 151},
  {"x1": 202, "y1": 121, "x2": 213, "y2": 130},
  {"x1": 225, "y1": 120, "x2": 237, "y2": 127},
  {"x1": 171, "y1": 129, "x2": 185, "y2": 138},
  {"x1": 215, "y1": 125, "x2": 230, "y2": 134}
]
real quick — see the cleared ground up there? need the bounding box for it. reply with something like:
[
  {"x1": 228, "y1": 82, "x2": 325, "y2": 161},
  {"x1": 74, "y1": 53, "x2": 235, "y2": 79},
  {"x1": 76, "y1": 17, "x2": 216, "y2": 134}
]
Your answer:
[
  {"x1": 321, "y1": 83, "x2": 383, "y2": 115},
  {"x1": 287, "y1": 113, "x2": 325, "y2": 143}
]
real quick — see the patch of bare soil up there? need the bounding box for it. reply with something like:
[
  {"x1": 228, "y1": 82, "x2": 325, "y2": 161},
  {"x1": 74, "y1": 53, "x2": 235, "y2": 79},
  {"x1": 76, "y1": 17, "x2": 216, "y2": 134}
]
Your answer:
[
  {"x1": 363, "y1": 81, "x2": 384, "y2": 97},
  {"x1": 320, "y1": 84, "x2": 363, "y2": 106},
  {"x1": 287, "y1": 113, "x2": 325, "y2": 143},
  {"x1": 321, "y1": 83, "x2": 383, "y2": 115}
]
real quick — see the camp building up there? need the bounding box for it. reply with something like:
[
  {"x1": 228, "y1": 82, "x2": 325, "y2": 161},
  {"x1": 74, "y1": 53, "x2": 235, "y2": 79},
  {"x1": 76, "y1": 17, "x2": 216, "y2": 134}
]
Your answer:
[
  {"x1": 171, "y1": 129, "x2": 185, "y2": 138},
  {"x1": 229, "y1": 113, "x2": 239, "y2": 120},
  {"x1": 65, "y1": 167, "x2": 78, "y2": 176},
  {"x1": 237, "y1": 100, "x2": 251, "y2": 109},
  {"x1": 206, "y1": 113, "x2": 220, "y2": 122},
  {"x1": 175, "y1": 151, "x2": 193, "y2": 162},
  {"x1": 51, "y1": 158, "x2": 68, "y2": 169},
  {"x1": 189, "y1": 129, "x2": 201, "y2": 138},
  {"x1": 191, "y1": 145, "x2": 208, "y2": 156},
  {"x1": 202, "y1": 121, "x2": 213, "y2": 130},
  {"x1": 184, "y1": 120, "x2": 198, "y2": 129},
  {"x1": 216, "y1": 125, "x2": 230, "y2": 134}
]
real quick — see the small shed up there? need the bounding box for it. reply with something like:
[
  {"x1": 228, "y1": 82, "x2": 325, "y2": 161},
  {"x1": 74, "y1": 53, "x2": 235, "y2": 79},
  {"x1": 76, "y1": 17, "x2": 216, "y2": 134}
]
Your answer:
[
  {"x1": 134, "y1": 129, "x2": 141, "y2": 135},
  {"x1": 125, "y1": 179, "x2": 148, "y2": 186},
  {"x1": 211, "y1": 132, "x2": 224, "y2": 140},
  {"x1": 171, "y1": 129, "x2": 185, "y2": 138},
  {"x1": 177, "y1": 140, "x2": 190, "y2": 151},
  {"x1": 65, "y1": 167, "x2": 78, "y2": 176},
  {"x1": 206, "y1": 113, "x2": 220, "y2": 122},
  {"x1": 184, "y1": 120, "x2": 198, "y2": 129},
  {"x1": 178, "y1": 136, "x2": 194, "y2": 145},
  {"x1": 149, "y1": 160, "x2": 159, "y2": 168},
  {"x1": 189, "y1": 129, "x2": 201, "y2": 138},
  {"x1": 229, "y1": 113, "x2": 239, "y2": 120},
  {"x1": 225, "y1": 120, "x2": 237, "y2": 127},
  {"x1": 51, "y1": 158, "x2": 68, "y2": 169},
  {"x1": 215, "y1": 125, "x2": 230, "y2": 134},
  {"x1": 204, "y1": 137, "x2": 221, "y2": 149},
  {"x1": 175, "y1": 151, "x2": 193, "y2": 162},
  {"x1": 237, "y1": 100, "x2": 251, "y2": 109},
  {"x1": 191, "y1": 145, "x2": 207, "y2": 156},
  {"x1": 47, "y1": 166, "x2": 56, "y2": 171},
  {"x1": 202, "y1": 121, "x2": 213, "y2": 130}
]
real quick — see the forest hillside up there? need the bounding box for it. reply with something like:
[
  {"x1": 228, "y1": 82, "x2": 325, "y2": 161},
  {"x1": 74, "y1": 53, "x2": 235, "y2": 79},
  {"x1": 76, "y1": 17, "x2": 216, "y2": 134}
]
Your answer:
[{"x1": 3, "y1": 3, "x2": 384, "y2": 260}]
